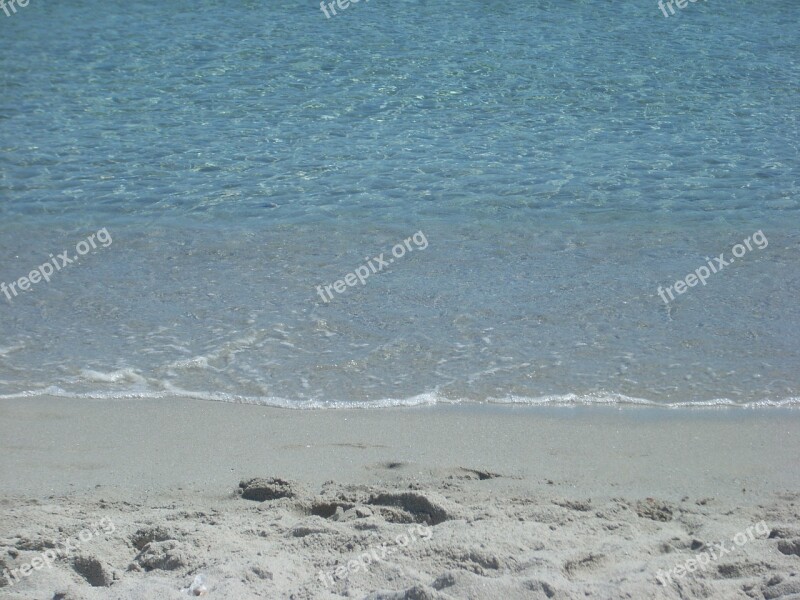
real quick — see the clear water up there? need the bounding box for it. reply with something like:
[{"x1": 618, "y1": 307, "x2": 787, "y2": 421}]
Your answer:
[{"x1": 1, "y1": 0, "x2": 798, "y2": 408}]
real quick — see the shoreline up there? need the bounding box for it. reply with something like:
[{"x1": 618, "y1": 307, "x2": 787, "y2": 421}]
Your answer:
[{"x1": 1, "y1": 397, "x2": 798, "y2": 498}]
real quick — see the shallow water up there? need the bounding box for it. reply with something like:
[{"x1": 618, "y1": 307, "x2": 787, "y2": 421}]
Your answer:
[{"x1": 1, "y1": 0, "x2": 798, "y2": 407}]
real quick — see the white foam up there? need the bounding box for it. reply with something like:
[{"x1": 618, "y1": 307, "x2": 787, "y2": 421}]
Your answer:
[
  {"x1": 78, "y1": 369, "x2": 147, "y2": 384},
  {"x1": 0, "y1": 387, "x2": 798, "y2": 410}
]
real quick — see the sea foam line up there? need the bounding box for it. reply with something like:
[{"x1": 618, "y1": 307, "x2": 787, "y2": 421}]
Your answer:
[{"x1": 0, "y1": 387, "x2": 798, "y2": 410}]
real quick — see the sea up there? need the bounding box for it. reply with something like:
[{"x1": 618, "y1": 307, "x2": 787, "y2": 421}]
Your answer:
[{"x1": 1, "y1": 0, "x2": 798, "y2": 408}]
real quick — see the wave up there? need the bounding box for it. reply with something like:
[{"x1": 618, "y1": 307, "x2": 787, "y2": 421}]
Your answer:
[{"x1": 1, "y1": 387, "x2": 798, "y2": 410}]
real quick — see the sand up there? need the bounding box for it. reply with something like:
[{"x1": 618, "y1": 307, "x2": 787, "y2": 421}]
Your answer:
[{"x1": 0, "y1": 398, "x2": 799, "y2": 599}]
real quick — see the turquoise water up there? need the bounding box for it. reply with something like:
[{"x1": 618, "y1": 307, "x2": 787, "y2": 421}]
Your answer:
[{"x1": 1, "y1": 0, "x2": 798, "y2": 407}]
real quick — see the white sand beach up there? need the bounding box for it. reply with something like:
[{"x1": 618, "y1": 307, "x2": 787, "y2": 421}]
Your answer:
[{"x1": 1, "y1": 398, "x2": 799, "y2": 599}]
